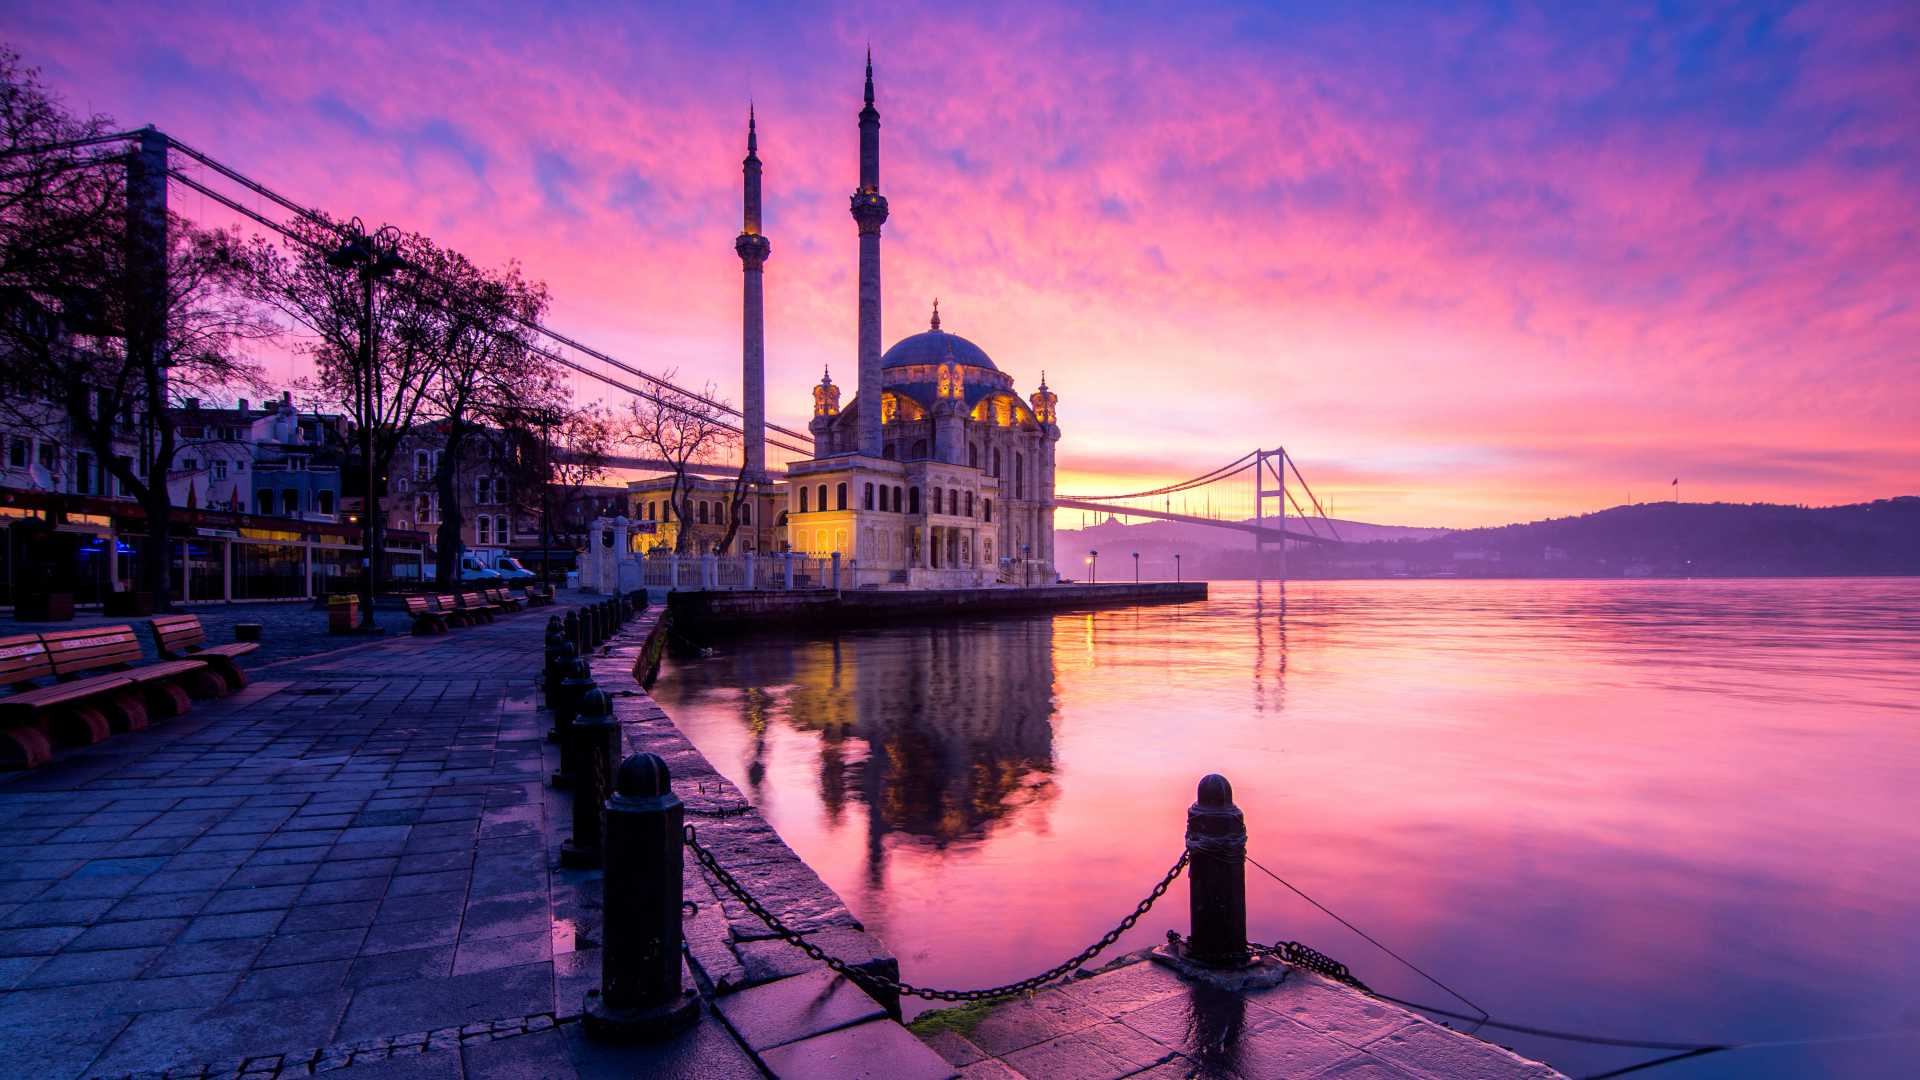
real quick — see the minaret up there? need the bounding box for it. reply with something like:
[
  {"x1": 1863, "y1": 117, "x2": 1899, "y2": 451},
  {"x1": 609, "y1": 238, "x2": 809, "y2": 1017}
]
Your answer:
[
  {"x1": 735, "y1": 106, "x2": 771, "y2": 481},
  {"x1": 850, "y1": 50, "x2": 889, "y2": 458}
]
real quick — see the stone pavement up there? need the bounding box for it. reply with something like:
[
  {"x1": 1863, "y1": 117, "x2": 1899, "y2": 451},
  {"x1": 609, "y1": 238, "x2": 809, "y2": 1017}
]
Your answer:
[
  {"x1": 914, "y1": 954, "x2": 1566, "y2": 1079},
  {"x1": 0, "y1": 596, "x2": 769, "y2": 1079}
]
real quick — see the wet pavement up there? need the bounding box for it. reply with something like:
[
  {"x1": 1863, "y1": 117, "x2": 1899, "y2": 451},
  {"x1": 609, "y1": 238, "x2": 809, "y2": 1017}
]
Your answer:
[{"x1": 915, "y1": 955, "x2": 1565, "y2": 1079}]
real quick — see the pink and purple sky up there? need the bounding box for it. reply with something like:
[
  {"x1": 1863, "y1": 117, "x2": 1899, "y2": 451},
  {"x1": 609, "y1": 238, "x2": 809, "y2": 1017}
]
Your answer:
[{"x1": 10, "y1": 2, "x2": 1917, "y2": 526}]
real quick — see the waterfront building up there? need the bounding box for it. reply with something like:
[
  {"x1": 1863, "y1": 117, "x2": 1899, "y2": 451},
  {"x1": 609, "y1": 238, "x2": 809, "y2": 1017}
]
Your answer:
[{"x1": 779, "y1": 56, "x2": 1061, "y2": 588}]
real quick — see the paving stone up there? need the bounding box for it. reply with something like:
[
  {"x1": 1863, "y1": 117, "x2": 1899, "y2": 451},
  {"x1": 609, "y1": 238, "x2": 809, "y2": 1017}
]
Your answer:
[
  {"x1": 68, "y1": 917, "x2": 190, "y2": 951},
  {"x1": 202, "y1": 884, "x2": 305, "y2": 914},
  {"x1": 361, "y1": 915, "x2": 464, "y2": 955},
  {"x1": 1360, "y1": 1017, "x2": 1562, "y2": 1079},
  {"x1": 18, "y1": 945, "x2": 162, "y2": 987},
  {"x1": 255, "y1": 927, "x2": 369, "y2": 967},
  {"x1": 922, "y1": 1028, "x2": 989, "y2": 1067},
  {"x1": 0, "y1": 896, "x2": 117, "y2": 927},
  {"x1": 347, "y1": 945, "x2": 457, "y2": 989},
  {"x1": 1246, "y1": 971, "x2": 1420, "y2": 1048},
  {"x1": 965, "y1": 990, "x2": 1107, "y2": 1057},
  {"x1": 0, "y1": 924, "x2": 85, "y2": 956},
  {"x1": 180, "y1": 909, "x2": 285, "y2": 942},
  {"x1": 230, "y1": 958, "x2": 354, "y2": 1001},
  {"x1": 760, "y1": 1018, "x2": 958, "y2": 1080},
  {"x1": 334, "y1": 961, "x2": 554, "y2": 1042},
  {"x1": 458, "y1": 891, "x2": 548, "y2": 942},
  {"x1": 1001, "y1": 1021, "x2": 1174, "y2": 1080},
  {"x1": 279, "y1": 900, "x2": 380, "y2": 935},
  {"x1": 89, "y1": 992, "x2": 353, "y2": 1075},
  {"x1": 388, "y1": 870, "x2": 470, "y2": 897},
  {"x1": 102, "y1": 890, "x2": 216, "y2": 921},
  {"x1": 452, "y1": 929, "x2": 552, "y2": 976},
  {"x1": 714, "y1": 967, "x2": 888, "y2": 1052},
  {"x1": 1061, "y1": 960, "x2": 1189, "y2": 1018},
  {"x1": 1121, "y1": 994, "x2": 1368, "y2": 1079}
]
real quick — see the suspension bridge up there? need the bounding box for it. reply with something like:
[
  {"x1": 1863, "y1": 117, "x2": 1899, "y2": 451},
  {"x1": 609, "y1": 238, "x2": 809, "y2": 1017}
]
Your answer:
[{"x1": 5, "y1": 127, "x2": 1345, "y2": 552}]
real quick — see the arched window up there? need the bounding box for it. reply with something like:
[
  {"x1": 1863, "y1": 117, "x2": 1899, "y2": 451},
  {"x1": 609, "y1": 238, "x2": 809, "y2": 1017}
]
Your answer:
[
  {"x1": 894, "y1": 486, "x2": 903, "y2": 514},
  {"x1": 910, "y1": 438, "x2": 928, "y2": 459},
  {"x1": 741, "y1": 502, "x2": 752, "y2": 524},
  {"x1": 864, "y1": 482, "x2": 874, "y2": 510},
  {"x1": 932, "y1": 487, "x2": 943, "y2": 514},
  {"x1": 497, "y1": 515, "x2": 511, "y2": 542},
  {"x1": 816, "y1": 484, "x2": 828, "y2": 513},
  {"x1": 836, "y1": 482, "x2": 848, "y2": 510},
  {"x1": 965, "y1": 492, "x2": 974, "y2": 517},
  {"x1": 697, "y1": 501, "x2": 709, "y2": 524},
  {"x1": 993, "y1": 448, "x2": 1002, "y2": 477},
  {"x1": 968, "y1": 443, "x2": 979, "y2": 469},
  {"x1": 909, "y1": 487, "x2": 921, "y2": 514},
  {"x1": 799, "y1": 486, "x2": 810, "y2": 513},
  {"x1": 1015, "y1": 453, "x2": 1025, "y2": 498},
  {"x1": 477, "y1": 517, "x2": 491, "y2": 545},
  {"x1": 883, "y1": 443, "x2": 897, "y2": 460},
  {"x1": 984, "y1": 498, "x2": 993, "y2": 522}
]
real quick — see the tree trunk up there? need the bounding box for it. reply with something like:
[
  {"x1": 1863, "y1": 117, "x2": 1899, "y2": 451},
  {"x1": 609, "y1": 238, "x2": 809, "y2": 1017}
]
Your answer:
[
  {"x1": 434, "y1": 425, "x2": 466, "y2": 587},
  {"x1": 138, "y1": 484, "x2": 175, "y2": 611}
]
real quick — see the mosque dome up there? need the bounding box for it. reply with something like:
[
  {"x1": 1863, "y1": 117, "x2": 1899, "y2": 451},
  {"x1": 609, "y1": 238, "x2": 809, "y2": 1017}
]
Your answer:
[{"x1": 881, "y1": 300, "x2": 999, "y2": 373}]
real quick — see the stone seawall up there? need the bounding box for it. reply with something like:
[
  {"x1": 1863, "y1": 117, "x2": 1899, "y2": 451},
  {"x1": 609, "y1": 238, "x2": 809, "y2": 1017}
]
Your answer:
[
  {"x1": 668, "y1": 580, "x2": 1206, "y2": 632},
  {"x1": 591, "y1": 608, "x2": 956, "y2": 1077}
]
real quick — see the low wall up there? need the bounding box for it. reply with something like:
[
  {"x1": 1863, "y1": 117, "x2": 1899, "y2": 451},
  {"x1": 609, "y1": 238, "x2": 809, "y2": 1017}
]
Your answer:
[{"x1": 668, "y1": 580, "x2": 1207, "y2": 632}]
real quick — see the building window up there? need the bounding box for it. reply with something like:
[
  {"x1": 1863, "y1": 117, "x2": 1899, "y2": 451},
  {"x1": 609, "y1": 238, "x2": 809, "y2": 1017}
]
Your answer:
[
  {"x1": 969, "y1": 443, "x2": 979, "y2": 469},
  {"x1": 213, "y1": 460, "x2": 228, "y2": 481},
  {"x1": 864, "y1": 482, "x2": 874, "y2": 510},
  {"x1": 816, "y1": 484, "x2": 827, "y2": 513},
  {"x1": 7, "y1": 437, "x2": 26, "y2": 468},
  {"x1": 415, "y1": 450, "x2": 430, "y2": 479},
  {"x1": 317, "y1": 490, "x2": 335, "y2": 516},
  {"x1": 416, "y1": 494, "x2": 433, "y2": 523},
  {"x1": 984, "y1": 498, "x2": 993, "y2": 522},
  {"x1": 893, "y1": 486, "x2": 903, "y2": 514},
  {"x1": 993, "y1": 449, "x2": 1002, "y2": 477},
  {"x1": 799, "y1": 487, "x2": 809, "y2": 513},
  {"x1": 256, "y1": 491, "x2": 272, "y2": 515},
  {"x1": 39, "y1": 441, "x2": 57, "y2": 471},
  {"x1": 1014, "y1": 453, "x2": 1025, "y2": 498},
  {"x1": 836, "y1": 482, "x2": 847, "y2": 510},
  {"x1": 909, "y1": 487, "x2": 921, "y2": 514},
  {"x1": 181, "y1": 457, "x2": 198, "y2": 471},
  {"x1": 497, "y1": 515, "x2": 510, "y2": 541},
  {"x1": 932, "y1": 487, "x2": 943, "y2": 514},
  {"x1": 697, "y1": 501, "x2": 709, "y2": 524},
  {"x1": 741, "y1": 502, "x2": 752, "y2": 524},
  {"x1": 75, "y1": 452, "x2": 93, "y2": 494},
  {"x1": 965, "y1": 491, "x2": 974, "y2": 517},
  {"x1": 282, "y1": 490, "x2": 299, "y2": 516},
  {"x1": 478, "y1": 516, "x2": 491, "y2": 545}
]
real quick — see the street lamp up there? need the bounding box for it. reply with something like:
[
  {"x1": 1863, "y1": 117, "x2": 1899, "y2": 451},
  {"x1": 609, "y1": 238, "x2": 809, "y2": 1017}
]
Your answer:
[
  {"x1": 1021, "y1": 542, "x2": 1031, "y2": 588},
  {"x1": 1132, "y1": 551, "x2": 1139, "y2": 584},
  {"x1": 327, "y1": 217, "x2": 406, "y2": 631},
  {"x1": 1088, "y1": 549, "x2": 1098, "y2": 584},
  {"x1": 1175, "y1": 553, "x2": 1181, "y2": 582}
]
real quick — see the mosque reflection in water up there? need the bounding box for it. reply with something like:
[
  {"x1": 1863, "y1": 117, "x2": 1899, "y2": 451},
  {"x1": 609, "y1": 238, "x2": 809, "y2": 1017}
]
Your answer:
[{"x1": 662, "y1": 618, "x2": 1060, "y2": 874}]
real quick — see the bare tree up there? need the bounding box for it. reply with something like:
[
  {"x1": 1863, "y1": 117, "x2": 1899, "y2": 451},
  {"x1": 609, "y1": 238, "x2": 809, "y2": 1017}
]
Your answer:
[
  {"x1": 1, "y1": 52, "x2": 272, "y2": 605},
  {"x1": 499, "y1": 402, "x2": 612, "y2": 568},
  {"x1": 621, "y1": 374, "x2": 740, "y2": 555}
]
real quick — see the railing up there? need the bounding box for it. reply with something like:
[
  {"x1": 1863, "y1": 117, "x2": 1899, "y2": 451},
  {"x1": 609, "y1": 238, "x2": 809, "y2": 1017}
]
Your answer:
[{"x1": 617, "y1": 553, "x2": 836, "y2": 592}]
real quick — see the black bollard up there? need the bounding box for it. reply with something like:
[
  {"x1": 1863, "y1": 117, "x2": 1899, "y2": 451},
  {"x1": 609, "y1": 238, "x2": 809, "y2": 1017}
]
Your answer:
[
  {"x1": 1186, "y1": 773, "x2": 1250, "y2": 967},
  {"x1": 584, "y1": 752, "x2": 700, "y2": 1041},
  {"x1": 602, "y1": 599, "x2": 617, "y2": 638},
  {"x1": 563, "y1": 610, "x2": 583, "y2": 656},
  {"x1": 560, "y1": 689, "x2": 621, "y2": 868},
  {"x1": 551, "y1": 658, "x2": 594, "y2": 790},
  {"x1": 543, "y1": 634, "x2": 575, "y2": 733}
]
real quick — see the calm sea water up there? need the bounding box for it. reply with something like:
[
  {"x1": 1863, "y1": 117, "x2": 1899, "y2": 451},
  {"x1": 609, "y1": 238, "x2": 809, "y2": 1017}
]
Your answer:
[{"x1": 653, "y1": 579, "x2": 1920, "y2": 1077}]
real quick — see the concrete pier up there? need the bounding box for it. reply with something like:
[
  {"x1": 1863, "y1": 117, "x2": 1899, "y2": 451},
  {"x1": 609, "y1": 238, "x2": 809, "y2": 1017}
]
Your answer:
[{"x1": 667, "y1": 581, "x2": 1206, "y2": 632}]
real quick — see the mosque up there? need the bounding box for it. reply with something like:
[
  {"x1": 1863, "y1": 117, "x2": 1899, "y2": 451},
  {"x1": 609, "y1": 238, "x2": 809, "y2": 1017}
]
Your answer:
[{"x1": 715, "y1": 54, "x2": 1061, "y2": 588}]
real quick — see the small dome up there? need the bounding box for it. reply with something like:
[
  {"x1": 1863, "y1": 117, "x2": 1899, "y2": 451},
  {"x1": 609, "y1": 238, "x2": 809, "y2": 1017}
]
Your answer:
[{"x1": 882, "y1": 330, "x2": 999, "y2": 373}]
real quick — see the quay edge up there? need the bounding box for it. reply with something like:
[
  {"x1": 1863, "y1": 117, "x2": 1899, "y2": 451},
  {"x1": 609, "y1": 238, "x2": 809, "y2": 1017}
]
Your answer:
[{"x1": 663, "y1": 580, "x2": 1207, "y2": 632}]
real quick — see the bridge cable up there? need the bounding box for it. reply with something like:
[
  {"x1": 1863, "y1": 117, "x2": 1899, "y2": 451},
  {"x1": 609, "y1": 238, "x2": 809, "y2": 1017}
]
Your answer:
[{"x1": 1284, "y1": 451, "x2": 1342, "y2": 541}]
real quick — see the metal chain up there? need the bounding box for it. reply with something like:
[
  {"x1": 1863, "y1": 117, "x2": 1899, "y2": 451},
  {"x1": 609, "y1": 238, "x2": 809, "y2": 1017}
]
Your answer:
[
  {"x1": 684, "y1": 824, "x2": 1188, "y2": 1002},
  {"x1": 1253, "y1": 939, "x2": 1370, "y2": 991}
]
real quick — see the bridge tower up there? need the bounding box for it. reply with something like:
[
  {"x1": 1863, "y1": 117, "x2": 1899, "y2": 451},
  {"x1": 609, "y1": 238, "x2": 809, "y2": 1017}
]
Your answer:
[{"x1": 1253, "y1": 448, "x2": 1286, "y2": 579}]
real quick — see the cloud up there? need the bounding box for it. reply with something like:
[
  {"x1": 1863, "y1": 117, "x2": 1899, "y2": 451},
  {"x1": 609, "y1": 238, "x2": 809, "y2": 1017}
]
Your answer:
[{"x1": 8, "y1": 0, "x2": 1917, "y2": 526}]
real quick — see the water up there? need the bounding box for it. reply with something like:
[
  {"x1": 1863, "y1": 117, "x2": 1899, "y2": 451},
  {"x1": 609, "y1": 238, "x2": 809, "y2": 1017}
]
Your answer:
[{"x1": 652, "y1": 579, "x2": 1920, "y2": 1077}]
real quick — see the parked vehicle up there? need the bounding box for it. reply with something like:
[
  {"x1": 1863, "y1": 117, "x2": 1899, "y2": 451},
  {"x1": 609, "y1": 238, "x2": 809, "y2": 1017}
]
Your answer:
[
  {"x1": 458, "y1": 555, "x2": 504, "y2": 582},
  {"x1": 491, "y1": 556, "x2": 536, "y2": 582}
]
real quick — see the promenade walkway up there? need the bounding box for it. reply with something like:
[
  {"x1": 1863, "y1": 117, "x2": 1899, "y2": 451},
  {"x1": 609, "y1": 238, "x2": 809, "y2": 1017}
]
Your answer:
[{"x1": 0, "y1": 599, "x2": 755, "y2": 1079}]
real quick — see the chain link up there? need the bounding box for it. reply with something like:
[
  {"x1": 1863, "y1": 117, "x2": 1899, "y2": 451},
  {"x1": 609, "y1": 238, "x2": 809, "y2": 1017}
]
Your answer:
[
  {"x1": 1254, "y1": 940, "x2": 1369, "y2": 991},
  {"x1": 684, "y1": 824, "x2": 1189, "y2": 1003}
]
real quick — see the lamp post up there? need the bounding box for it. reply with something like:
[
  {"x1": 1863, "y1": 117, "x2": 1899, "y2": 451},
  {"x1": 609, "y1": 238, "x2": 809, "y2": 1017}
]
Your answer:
[
  {"x1": 1175, "y1": 553, "x2": 1182, "y2": 582},
  {"x1": 1021, "y1": 542, "x2": 1031, "y2": 588},
  {"x1": 1088, "y1": 549, "x2": 1098, "y2": 584},
  {"x1": 326, "y1": 219, "x2": 405, "y2": 631},
  {"x1": 538, "y1": 407, "x2": 556, "y2": 591},
  {"x1": 1132, "y1": 551, "x2": 1140, "y2": 584}
]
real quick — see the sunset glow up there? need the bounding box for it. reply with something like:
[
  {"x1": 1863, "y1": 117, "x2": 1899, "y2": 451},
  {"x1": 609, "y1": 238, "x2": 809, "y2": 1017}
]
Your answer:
[{"x1": 11, "y1": 2, "x2": 1916, "y2": 526}]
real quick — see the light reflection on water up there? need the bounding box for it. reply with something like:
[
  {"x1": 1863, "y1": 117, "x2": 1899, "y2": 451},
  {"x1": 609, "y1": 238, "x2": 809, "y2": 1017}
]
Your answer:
[{"x1": 653, "y1": 578, "x2": 1920, "y2": 1077}]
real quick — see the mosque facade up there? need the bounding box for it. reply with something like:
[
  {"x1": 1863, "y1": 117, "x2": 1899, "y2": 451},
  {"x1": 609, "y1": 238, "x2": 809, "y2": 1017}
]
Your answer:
[{"x1": 777, "y1": 56, "x2": 1061, "y2": 588}]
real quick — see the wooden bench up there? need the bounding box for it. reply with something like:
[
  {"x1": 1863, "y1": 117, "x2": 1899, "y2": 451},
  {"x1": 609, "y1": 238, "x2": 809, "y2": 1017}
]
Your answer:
[
  {"x1": 0, "y1": 634, "x2": 130, "y2": 768},
  {"x1": 433, "y1": 594, "x2": 475, "y2": 628},
  {"x1": 487, "y1": 587, "x2": 523, "y2": 613},
  {"x1": 456, "y1": 592, "x2": 501, "y2": 623},
  {"x1": 146, "y1": 614, "x2": 259, "y2": 693},
  {"x1": 521, "y1": 583, "x2": 554, "y2": 607},
  {"x1": 42, "y1": 626, "x2": 214, "y2": 736},
  {"x1": 404, "y1": 596, "x2": 449, "y2": 635}
]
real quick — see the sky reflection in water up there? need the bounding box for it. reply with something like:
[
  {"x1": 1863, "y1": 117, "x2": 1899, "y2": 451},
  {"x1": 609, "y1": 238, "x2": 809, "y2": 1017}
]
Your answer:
[{"x1": 653, "y1": 579, "x2": 1920, "y2": 1077}]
